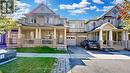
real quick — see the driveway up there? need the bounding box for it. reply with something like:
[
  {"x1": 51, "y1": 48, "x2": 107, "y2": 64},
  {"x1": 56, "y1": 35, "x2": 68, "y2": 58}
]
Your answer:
[
  {"x1": 68, "y1": 59, "x2": 130, "y2": 73},
  {"x1": 67, "y1": 46, "x2": 88, "y2": 54}
]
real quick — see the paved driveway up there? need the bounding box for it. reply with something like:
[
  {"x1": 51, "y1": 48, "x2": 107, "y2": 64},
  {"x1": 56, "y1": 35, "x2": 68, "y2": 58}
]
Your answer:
[
  {"x1": 67, "y1": 46, "x2": 88, "y2": 54},
  {"x1": 68, "y1": 59, "x2": 130, "y2": 73}
]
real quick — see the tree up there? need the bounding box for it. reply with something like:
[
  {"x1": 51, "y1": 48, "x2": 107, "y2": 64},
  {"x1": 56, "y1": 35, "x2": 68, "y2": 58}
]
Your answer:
[
  {"x1": 123, "y1": 16, "x2": 130, "y2": 30},
  {"x1": 0, "y1": 0, "x2": 18, "y2": 34},
  {"x1": 0, "y1": 17, "x2": 16, "y2": 34},
  {"x1": 119, "y1": 0, "x2": 130, "y2": 30}
]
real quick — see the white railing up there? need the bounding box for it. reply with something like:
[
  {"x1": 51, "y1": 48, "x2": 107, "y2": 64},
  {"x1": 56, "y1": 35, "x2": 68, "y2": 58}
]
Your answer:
[
  {"x1": 100, "y1": 41, "x2": 126, "y2": 49},
  {"x1": 23, "y1": 39, "x2": 53, "y2": 45},
  {"x1": 41, "y1": 39, "x2": 53, "y2": 44}
]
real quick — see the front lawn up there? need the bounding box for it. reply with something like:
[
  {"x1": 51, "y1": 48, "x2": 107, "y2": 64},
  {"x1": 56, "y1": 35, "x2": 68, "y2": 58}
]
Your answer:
[
  {"x1": 0, "y1": 57, "x2": 56, "y2": 73},
  {"x1": 13, "y1": 46, "x2": 66, "y2": 53}
]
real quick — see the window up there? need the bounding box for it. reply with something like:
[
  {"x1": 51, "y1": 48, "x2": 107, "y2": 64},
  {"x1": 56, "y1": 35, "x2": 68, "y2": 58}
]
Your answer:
[
  {"x1": 81, "y1": 24, "x2": 84, "y2": 28},
  {"x1": 47, "y1": 17, "x2": 49, "y2": 24},
  {"x1": 34, "y1": 19, "x2": 36, "y2": 24},
  {"x1": 31, "y1": 19, "x2": 33, "y2": 23},
  {"x1": 31, "y1": 18, "x2": 37, "y2": 24},
  {"x1": 108, "y1": 19, "x2": 110, "y2": 22},
  {"x1": 93, "y1": 22, "x2": 96, "y2": 28}
]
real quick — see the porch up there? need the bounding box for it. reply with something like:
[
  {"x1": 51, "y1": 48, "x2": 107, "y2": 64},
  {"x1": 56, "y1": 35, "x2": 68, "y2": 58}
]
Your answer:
[
  {"x1": 6, "y1": 26, "x2": 67, "y2": 49},
  {"x1": 88, "y1": 23, "x2": 128, "y2": 50}
]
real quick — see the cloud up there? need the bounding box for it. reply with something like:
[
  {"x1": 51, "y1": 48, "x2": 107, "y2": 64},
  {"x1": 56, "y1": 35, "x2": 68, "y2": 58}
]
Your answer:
[
  {"x1": 112, "y1": 0, "x2": 124, "y2": 4},
  {"x1": 93, "y1": 0, "x2": 104, "y2": 4},
  {"x1": 96, "y1": 6, "x2": 114, "y2": 12},
  {"x1": 53, "y1": 9, "x2": 58, "y2": 11},
  {"x1": 59, "y1": 0, "x2": 90, "y2": 10},
  {"x1": 48, "y1": 3, "x2": 52, "y2": 6},
  {"x1": 83, "y1": 6, "x2": 97, "y2": 10},
  {"x1": 8, "y1": 1, "x2": 31, "y2": 20},
  {"x1": 34, "y1": 0, "x2": 46, "y2": 4},
  {"x1": 69, "y1": 9, "x2": 86, "y2": 15},
  {"x1": 89, "y1": 6, "x2": 97, "y2": 10}
]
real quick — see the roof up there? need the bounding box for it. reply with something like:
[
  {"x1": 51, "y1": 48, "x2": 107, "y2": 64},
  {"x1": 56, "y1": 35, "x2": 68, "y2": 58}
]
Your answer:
[
  {"x1": 85, "y1": 4, "x2": 123, "y2": 25},
  {"x1": 26, "y1": 3, "x2": 59, "y2": 17},
  {"x1": 18, "y1": 22, "x2": 64, "y2": 27}
]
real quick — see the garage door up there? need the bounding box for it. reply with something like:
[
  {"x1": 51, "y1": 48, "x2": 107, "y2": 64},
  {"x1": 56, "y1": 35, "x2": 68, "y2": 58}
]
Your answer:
[{"x1": 67, "y1": 36, "x2": 76, "y2": 46}]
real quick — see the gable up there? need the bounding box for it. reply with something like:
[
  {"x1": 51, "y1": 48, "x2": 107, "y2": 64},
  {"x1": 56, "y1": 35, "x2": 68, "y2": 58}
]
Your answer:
[
  {"x1": 95, "y1": 23, "x2": 117, "y2": 30},
  {"x1": 30, "y1": 4, "x2": 55, "y2": 14},
  {"x1": 102, "y1": 24, "x2": 116, "y2": 30}
]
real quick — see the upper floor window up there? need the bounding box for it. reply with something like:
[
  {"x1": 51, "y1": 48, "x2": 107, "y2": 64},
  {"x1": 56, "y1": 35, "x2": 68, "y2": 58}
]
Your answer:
[
  {"x1": 93, "y1": 22, "x2": 96, "y2": 28},
  {"x1": 47, "y1": 17, "x2": 49, "y2": 24},
  {"x1": 108, "y1": 19, "x2": 110, "y2": 22},
  {"x1": 34, "y1": 19, "x2": 36, "y2": 24},
  {"x1": 31, "y1": 18, "x2": 37, "y2": 24},
  {"x1": 81, "y1": 24, "x2": 84, "y2": 28}
]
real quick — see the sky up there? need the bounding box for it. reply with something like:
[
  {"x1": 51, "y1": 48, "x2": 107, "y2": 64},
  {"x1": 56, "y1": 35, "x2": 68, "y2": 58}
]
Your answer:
[{"x1": 13, "y1": 0, "x2": 125, "y2": 20}]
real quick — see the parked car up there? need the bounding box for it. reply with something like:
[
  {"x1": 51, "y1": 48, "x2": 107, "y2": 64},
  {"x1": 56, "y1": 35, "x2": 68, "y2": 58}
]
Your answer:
[{"x1": 80, "y1": 40, "x2": 100, "y2": 50}]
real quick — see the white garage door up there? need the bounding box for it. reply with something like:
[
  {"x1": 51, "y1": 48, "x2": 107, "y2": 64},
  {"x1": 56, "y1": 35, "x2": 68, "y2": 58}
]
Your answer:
[{"x1": 67, "y1": 36, "x2": 76, "y2": 46}]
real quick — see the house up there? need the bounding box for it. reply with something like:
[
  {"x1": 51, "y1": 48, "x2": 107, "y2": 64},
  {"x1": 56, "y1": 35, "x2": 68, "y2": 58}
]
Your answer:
[
  {"x1": 67, "y1": 20, "x2": 87, "y2": 46},
  {"x1": 5, "y1": 3, "x2": 68, "y2": 49},
  {"x1": 2, "y1": 3, "x2": 88, "y2": 49},
  {"x1": 1, "y1": 3, "x2": 130, "y2": 50},
  {"x1": 85, "y1": 4, "x2": 129, "y2": 50}
]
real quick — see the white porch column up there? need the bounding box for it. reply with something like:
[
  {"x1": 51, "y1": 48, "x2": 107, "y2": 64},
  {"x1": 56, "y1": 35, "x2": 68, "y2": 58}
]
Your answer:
[
  {"x1": 35, "y1": 28, "x2": 39, "y2": 39},
  {"x1": 64, "y1": 28, "x2": 67, "y2": 48},
  {"x1": 109, "y1": 30, "x2": 113, "y2": 47},
  {"x1": 99, "y1": 30, "x2": 103, "y2": 48},
  {"x1": 18, "y1": 27, "x2": 22, "y2": 39},
  {"x1": 126, "y1": 31, "x2": 128, "y2": 41},
  {"x1": 122, "y1": 31, "x2": 126, "y2": 41},
  {"x1": 18, "y1": 27, "x2": 22, "y2": 47},
  {"x1": 122, "y1": 31, "x2": 128, "y2": 49},
  {"x1": 53, "y1": 28, "x2": 57, "y2": 47},
  {"x1": 7, "y1": 31, "x2": 11, "y2": 39},
  {"x1": 30, "y1": 32, "x2": 34, "y2": 39},
  {"x1": 109, "y1": 30, "x2": 113, "y2": 41},
  {"x1": 39, "y1": 28, "x2": 42, "y2": 39},
  {"x1": 99, "y1": 30, "x2": 103, "y2": 41},
  {"x1": 126, "y1": 31, "x2": 129, "y2": 49},
  {"x1": 7, "y1": 31, "x2": 11, "y2": 46}
]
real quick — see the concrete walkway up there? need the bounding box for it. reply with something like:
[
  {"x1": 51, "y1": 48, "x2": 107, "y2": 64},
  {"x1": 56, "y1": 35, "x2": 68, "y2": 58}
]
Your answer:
[
  {"x1": 17, "y1": 53, "x2": 92, "y2": 59},
  {"x1": 17, "y1": 51, "x2": 130, "y2": 59}
]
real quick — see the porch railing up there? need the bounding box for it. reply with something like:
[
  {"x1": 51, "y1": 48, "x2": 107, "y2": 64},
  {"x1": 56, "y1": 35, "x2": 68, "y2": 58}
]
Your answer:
[
  {"x1": 23, "y1": 39, "x2": 53, "y2": 45},
  {"x1": 105, "y1": 41, "x2": 126, "y2": 50},
  {"x1": 100, "y1": 41, "x2": 126, "y2": 50}
]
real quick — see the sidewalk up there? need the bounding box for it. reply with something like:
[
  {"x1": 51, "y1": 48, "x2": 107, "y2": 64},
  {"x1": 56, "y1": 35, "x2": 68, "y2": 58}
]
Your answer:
[
  {"x1": 87, "y1": 51, "x2": 130, "y2": 59},
  {"x1": 17, "y1": 52, "x2": 130, "y2": 59},
  {"x1": 17, "y1": 53, "x2": 92, "y2": 59}
]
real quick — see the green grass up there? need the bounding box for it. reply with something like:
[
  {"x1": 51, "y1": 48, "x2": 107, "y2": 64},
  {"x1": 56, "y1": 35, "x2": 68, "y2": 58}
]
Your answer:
[
  {"x1": 13, "y1": 46, "x2": 66, "y2": 53},
  {"x1": 0, "y1": 57, "x2": 57, "y2": 73}
]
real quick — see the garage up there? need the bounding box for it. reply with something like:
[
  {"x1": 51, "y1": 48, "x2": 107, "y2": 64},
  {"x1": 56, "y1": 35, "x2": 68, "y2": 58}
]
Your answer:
[
  {"x1": 67, "y1": 36, "x2": 76, "y2": 46},
  {"x1": 76, "y1": 36, "x2": 86, "y2": 46}
]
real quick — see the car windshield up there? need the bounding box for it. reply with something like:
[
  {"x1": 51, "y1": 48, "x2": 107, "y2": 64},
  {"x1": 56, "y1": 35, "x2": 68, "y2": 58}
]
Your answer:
[{"x1": 88, "y1": 40, "x2": 97, "y2": 44}]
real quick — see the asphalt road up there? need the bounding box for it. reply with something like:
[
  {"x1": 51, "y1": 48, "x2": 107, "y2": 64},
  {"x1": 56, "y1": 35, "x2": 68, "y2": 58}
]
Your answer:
[{"x1": 69, "y1": 59, "x2": 130, "y2": 73}]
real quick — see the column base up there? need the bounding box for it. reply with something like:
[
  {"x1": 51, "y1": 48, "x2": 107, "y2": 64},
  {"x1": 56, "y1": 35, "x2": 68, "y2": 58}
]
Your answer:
[{"x1": 99, "y1": 41, "x2": 103, "y2": 48}]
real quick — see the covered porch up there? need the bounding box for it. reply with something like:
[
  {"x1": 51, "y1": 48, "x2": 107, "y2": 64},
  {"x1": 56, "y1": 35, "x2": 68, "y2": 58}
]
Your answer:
[
  {"x1": 7, "y1": 26, "x2": 67, "y2": 49},
  {"x1": 88, "y1": 23, "x2": 128, "y2": 50}
]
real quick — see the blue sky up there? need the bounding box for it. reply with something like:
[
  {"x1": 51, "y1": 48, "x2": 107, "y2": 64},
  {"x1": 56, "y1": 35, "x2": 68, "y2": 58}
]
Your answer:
[{"x1": 16, "y1": 0, "x2": 124, "y2": 20}]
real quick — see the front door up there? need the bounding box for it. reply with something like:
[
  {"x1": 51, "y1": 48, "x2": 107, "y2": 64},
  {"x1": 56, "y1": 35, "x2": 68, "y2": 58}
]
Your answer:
[{"x1": 103, "y1": 31, "x2": 109, "y2": 45}]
